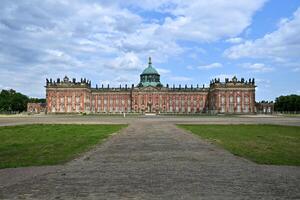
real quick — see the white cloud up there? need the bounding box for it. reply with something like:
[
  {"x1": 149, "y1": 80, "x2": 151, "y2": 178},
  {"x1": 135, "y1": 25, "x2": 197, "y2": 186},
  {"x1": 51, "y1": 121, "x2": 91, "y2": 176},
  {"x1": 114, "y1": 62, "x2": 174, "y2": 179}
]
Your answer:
[
  {"x1": 256, "y1": 78, "x2": 270, "y2": 85},
  {"x1": 224, "y1": 7, "x2": 300, "y2": 60},
  {"x1": 226, "y1": 37, "x2": 244, "y2": 44},
  {"x1": 241, "y1": 63, "x2": 273, "y2": 73},
  {"x1": 157, "y1": 0, "x2": 267, "y2": 42},
  {"x1": 0, "y1": 0, "x2": 268, "y2": 97},
  {"x1": 157, "y1": 68, "x2": 171, "y2": 74},
  {"x1": 103, "y1": 52, "x2": 143, "y2": 70},
  {"x1": 255, "y1": 79, "x2": 271, "y2": 89},
  {"x1": 197, "y1": 62, "x2": 223, "y2": 70}
]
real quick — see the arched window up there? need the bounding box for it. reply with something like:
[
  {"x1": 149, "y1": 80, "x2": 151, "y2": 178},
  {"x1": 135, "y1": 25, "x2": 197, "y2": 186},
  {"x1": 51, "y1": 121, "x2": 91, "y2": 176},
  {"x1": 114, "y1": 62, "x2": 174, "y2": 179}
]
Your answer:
[
  {"x1": 237, "y1": 96, "x2": 241, "y2": 104},
  {"x1": 221, "y1": 96, "x2": 225, "y2": 104},
  {"x1": 229, "y1": 95, "x2": 234, "y2": 112}
]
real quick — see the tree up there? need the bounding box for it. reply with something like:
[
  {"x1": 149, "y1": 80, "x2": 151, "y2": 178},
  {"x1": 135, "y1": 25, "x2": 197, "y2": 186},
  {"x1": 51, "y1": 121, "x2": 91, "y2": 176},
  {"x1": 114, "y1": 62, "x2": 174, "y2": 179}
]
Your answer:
[
  {"x1": 28, "y1": 98, "x2": 46, "y2": 103},
  {"x1": 0, "y1": 89, "x2": 29, "y2": 113},
  {"x1": 274, "y1": 94, "x2": 300, "y2": 112}
]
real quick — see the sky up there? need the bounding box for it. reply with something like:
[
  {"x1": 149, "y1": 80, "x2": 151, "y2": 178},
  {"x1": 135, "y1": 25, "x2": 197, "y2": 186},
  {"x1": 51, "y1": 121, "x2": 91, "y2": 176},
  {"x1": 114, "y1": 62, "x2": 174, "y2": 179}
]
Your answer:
[{"x1": 0, "y1": 0, "x2": 300, "y2": 100}]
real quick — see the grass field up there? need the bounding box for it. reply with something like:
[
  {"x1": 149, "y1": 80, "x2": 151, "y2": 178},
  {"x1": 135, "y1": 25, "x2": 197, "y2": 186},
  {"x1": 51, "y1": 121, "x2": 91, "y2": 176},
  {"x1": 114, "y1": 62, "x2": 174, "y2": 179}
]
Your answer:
[
  {"x1": 178, "y1": 124, "x2": 300, "y2": 166},
  {"x1": 0, "y1": 124, "x2": 127, "y2": 169}
]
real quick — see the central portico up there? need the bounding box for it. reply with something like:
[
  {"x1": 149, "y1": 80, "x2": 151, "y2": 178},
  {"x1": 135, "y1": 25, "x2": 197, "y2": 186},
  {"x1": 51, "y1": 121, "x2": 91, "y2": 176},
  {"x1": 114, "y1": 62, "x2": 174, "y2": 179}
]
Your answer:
[{"x1": 136, "y1": 57, "x2": 163, "y2": 113}]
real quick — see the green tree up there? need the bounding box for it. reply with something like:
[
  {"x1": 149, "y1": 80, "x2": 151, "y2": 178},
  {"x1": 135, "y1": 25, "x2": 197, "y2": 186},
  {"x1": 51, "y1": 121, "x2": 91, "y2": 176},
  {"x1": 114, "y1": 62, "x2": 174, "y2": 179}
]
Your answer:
[
  {"x1": 0, "y1": 89, "x2": 29, "y2": 113},
  {"x1": 28, "y1": 98, "x2": 46, "y2": 103},
  {"x1": 274, "y1": 94, "x2": 300, "y2": 112}
]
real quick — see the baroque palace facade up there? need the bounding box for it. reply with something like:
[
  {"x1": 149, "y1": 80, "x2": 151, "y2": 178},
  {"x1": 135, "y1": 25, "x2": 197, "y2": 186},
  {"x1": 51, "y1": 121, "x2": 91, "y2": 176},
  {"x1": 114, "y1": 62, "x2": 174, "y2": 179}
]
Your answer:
[{"x1": 46, "y1": 58, "x2": 256, "y2": 114}]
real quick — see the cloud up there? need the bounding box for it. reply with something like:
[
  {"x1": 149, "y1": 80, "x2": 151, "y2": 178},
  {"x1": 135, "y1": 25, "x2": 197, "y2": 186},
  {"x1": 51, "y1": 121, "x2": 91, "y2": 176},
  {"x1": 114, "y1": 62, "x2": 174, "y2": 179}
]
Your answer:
[
  {"x1": 157, "y1": 0, "x2": 267, "y2": 42},
  {"x1": 156, "y1": 68, "x2": 171, "y2": 74},
  {"x1": 256, "y1": 78, "x2": 270, "y2": 85},
  {"x1": 102, "y1": 52, "x2": 143, "y2": 70},
  {"x1": 0, "y1": 0, "x2": 268, "y2": 97},
  {"x1": 240, "y1": 63, "x2": 274, "y2": 73},
  {"x1": 224, "y1": 7, "x2": 300, "y2": 60},
  {"x1": 197, "y1": 62, "x2": 223, "y2": 70},
  {"x1": 292, "y1": 67, "x2": 300, "y2": 72},
  {"x1": 226, "y1": 37, "x2": 244, "y2": 44}
]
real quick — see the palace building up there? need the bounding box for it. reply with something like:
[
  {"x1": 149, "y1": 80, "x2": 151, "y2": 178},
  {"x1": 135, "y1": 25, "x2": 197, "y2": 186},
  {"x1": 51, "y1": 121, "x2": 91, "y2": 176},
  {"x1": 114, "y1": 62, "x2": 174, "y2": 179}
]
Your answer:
[{"x1": 45, "y1": 57, "x2": 256, "y2": 114}]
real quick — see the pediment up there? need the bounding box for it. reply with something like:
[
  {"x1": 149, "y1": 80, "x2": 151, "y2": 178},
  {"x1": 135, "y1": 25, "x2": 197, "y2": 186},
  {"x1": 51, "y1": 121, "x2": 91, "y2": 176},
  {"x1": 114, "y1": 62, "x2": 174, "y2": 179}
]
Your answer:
[{"x1": 137, "y1": 86, "x2": 161, "y2": 91}]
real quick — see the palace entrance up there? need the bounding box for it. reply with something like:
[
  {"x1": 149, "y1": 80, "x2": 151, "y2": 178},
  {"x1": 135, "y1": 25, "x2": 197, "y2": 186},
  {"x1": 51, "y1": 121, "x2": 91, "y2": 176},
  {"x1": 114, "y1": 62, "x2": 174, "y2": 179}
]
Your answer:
[{"x1": 147, "y1": 101, "x2": 153, "y2": 113}]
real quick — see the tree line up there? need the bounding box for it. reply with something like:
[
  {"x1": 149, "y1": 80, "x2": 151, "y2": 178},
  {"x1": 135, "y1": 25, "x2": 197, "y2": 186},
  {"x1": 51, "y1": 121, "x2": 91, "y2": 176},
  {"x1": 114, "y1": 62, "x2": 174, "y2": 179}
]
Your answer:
[
  {"x1": 0, "y1": 89, "x2": 45, "y2": 113},
  {"x1": 274, "y1": 94, "x2": 300, "y2": 112}
]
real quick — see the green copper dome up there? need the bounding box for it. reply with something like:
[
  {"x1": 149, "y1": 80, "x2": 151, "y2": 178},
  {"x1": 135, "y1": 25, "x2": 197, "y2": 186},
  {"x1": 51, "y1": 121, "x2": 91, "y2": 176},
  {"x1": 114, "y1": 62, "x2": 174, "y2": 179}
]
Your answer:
[
  {"x1": 138, "y1": 57, "x2": 162, "y2": 87},
  {"x1": 141, "y1": 58, "x2": 159, "y2": 75}
]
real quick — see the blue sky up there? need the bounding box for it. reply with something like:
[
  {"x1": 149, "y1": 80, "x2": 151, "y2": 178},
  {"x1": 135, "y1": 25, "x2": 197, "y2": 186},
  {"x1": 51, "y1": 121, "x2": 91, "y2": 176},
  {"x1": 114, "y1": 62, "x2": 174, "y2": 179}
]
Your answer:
[{"x1": 0, "y1": 0, "x2": 300, "y2": 100}]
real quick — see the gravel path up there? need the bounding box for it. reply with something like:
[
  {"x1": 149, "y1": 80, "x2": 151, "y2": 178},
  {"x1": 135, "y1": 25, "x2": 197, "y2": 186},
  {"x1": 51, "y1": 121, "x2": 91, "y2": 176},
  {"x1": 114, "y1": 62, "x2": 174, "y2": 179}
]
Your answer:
[
  {"x1": 0, "y1": 118, "x2": 300, "y2": 199},
  {"x1": 0, "y1": 115, "x2": 300, "y2": 126}
]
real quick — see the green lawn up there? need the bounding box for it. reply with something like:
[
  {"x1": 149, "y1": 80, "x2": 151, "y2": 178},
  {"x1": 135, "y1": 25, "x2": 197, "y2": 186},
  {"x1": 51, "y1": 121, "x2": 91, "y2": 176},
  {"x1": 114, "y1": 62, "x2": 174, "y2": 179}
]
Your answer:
[
  {"x1": 178, "y1": 124, "x2": 300, "y2": 166},
  {"x1": 0, "y1": 124, "x2": 127, "y2": 169}
]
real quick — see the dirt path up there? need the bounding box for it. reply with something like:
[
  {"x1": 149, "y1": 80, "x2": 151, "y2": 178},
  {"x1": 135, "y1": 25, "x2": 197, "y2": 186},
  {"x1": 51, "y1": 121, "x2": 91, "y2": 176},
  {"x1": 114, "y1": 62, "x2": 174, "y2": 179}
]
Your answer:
[{"x1": 0, "y1": 120, "x2": 299, "y2": 199}]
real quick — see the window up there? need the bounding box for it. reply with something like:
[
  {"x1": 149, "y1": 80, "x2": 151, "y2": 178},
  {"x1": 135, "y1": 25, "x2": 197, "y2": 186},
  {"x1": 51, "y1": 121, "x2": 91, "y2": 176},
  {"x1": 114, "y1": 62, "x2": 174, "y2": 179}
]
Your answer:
[
  {"x1": 221, "y1": 105, "x2": 225, "y2": 113},
  {"x1": 142, "y1": 96, "x2": 145, "y2": 105},
  {"x1": 221, "y1": 96, "x2": 225, "y2": 104},
  {"x1": 229, "y1": 95, "x2": 234, "y2": 112},
  {"x1": 68, "y1": 104, "x2": 72, "y2": 112},
  {"x1": 237, "y1": 96, "x2": 241, "y2": 104},
  {"x1": 244, "y1": 96, "x2": 250, "y2": 113},
  {"x1": 245, "y1": 96, "x2": 249, "y2": 103},
  {"x1": 52, "y1": 97, "x2": 56, "y2": 105},
  {"x1": 60, "y1": 104, "x2": 64, "y2": 112},
  {"x1": 237, "y1": 105, "x2": 241, "y2": 112}
]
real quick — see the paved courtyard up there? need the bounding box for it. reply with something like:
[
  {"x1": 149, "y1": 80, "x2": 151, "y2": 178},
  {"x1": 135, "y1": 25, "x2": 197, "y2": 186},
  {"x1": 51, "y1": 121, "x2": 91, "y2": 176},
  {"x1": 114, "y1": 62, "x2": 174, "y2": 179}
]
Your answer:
[{"x1": 0, "y1": 115, "x2": 300, "y2": 199}]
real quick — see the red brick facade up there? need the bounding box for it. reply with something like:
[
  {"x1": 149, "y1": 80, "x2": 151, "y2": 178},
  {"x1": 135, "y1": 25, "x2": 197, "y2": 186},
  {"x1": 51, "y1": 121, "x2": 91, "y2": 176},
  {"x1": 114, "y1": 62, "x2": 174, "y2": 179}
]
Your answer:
[
  {"x1": 46, "y1": 59, "x2": 255, "y2": 114},
  {"x1": 27, "y1": 103, "x2": 46, "y2": 113},
  {"x1": 208, "y1": 77, "x2": 256, "y2": 114},
  {"x1": 46, "y1": 76, "x2": 256, "y2": 114}
]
